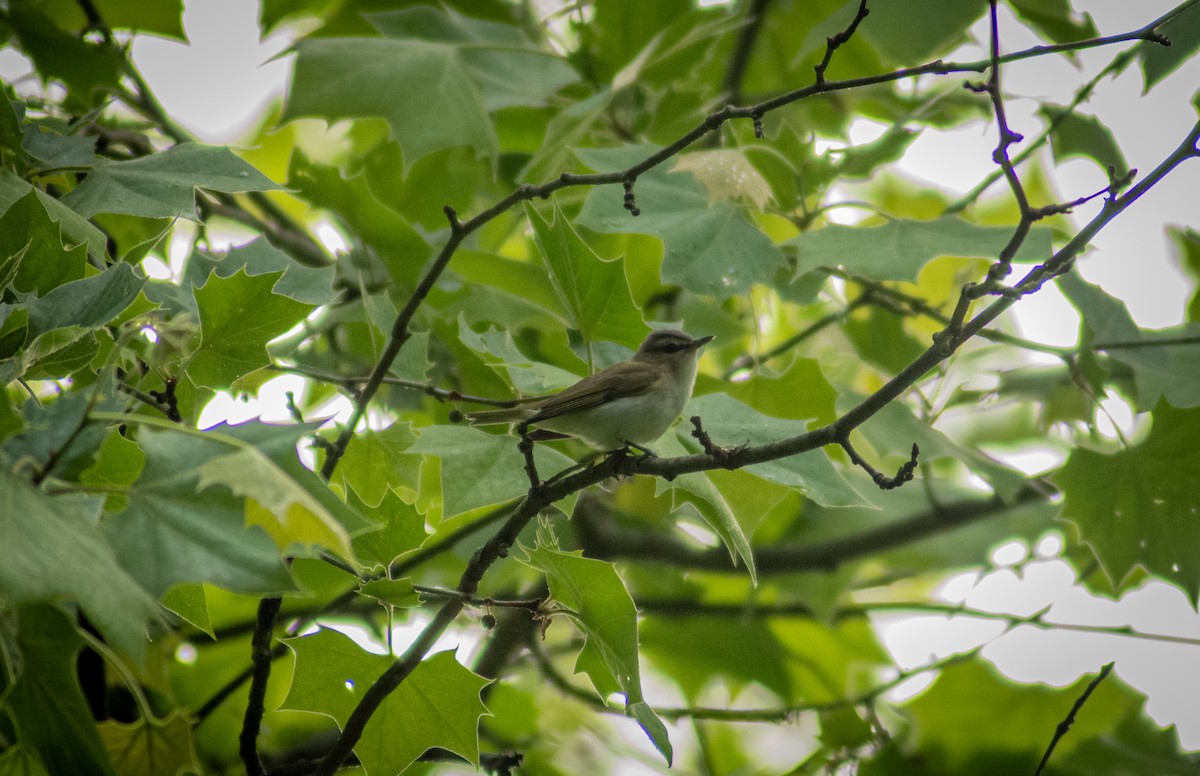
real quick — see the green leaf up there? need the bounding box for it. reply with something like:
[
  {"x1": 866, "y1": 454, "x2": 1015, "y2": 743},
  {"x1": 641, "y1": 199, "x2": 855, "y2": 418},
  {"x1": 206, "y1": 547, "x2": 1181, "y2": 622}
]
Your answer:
[
  {"x1": 858, "y1": 0, "x2": 986, "y2": 66},
  {"x1": 351, "y1": 491, "x2": 428, "y2": 572},
  {"x1": 334, "y1": 423, "x2": 423, "y2": 508},
  {"x1": 15, "y1": 325, "x2": 100, "y2": 380},
  {"x1": 409, "y1": 425, "x2": 574, "y2": 518},
  {"x1": 1060, "y1": 272, "x2": 1200, "y2": 409},
  {"x1": 357, "y1": 577, "x2": 421, "y2": 608},
  {"x1": 724, "y1": 356, "x2": 838, "y2": 426},
  {"x1": 1140, "y1": 2, "x2": 1200, "y2": 92},
  {"x1": 196, "y1": 445, "x2": 354, "y2": 558},
  {"x1": 0, "y1": 170, "x2": 107, "y2": 261},
  {"x1": 575, "y1": 146, "x2": 785, "y2": 298},
  {"x1": 287, "y1": 151, "x2": 430, "y2": 288},
  {"x1": 0, "y1": 471, "x2": 161, "y2": 660},
  {"x1": 160, "y1": 582, "x2": 213, "y2": 638},
  {"x1": 526, "y1": 200, "x2": 647, "y2": 349},
  {"x1": 452, "y1": 250, "x2": 569, "y2": 321},
  {"x1": 788, "y1": 216, "x2": 1054, "y2": 282},
  {"x1": 283, "y1": 631, "x2": 490, "y2": 775},
  {"x1": 79, "y1": 428, "x2": 145, "y2": 511},
  {"x1": 0, "y1": 391, "x2": 98, "y2": 476},
  {"x1": 184, "y1": 238, "x2": 336, "y2": 305},
  {"x1": 1053, "y1": 403, "x2": 1200, "y2": 604},
  {"x1": 0, "y1": 745, "x2": 51, "y2": 776},
  {"x1": 1009, "y1": 0, "x2": 1098, "y2": 46},
  {"x1": 105, "y1": 426, "x2": 295, "y2": 598},
  {"x1": 0, "y1": 605, "x2": 117, "y2": 776},
  {"x1": 22, "y1": 118, "x2": 97, "y2": 168},
  {"x1": 5, "y1": 4, "x2": 123, "y2": 110},
  {"x1": 906, "y1": 660, "x2": 1140, "y2": 771},
  {"x1": 640, "y1": 615, "x2": 791, "y2": 700},
  {"x1": 97, "y1": 711, "x2": 198, "y2": 776},
  {"x1": 0, "y1": 189, "x2": 87, "y2": 295},
  {"x1": 683, "y1": 393, "x2": 870, "y2": 508},
  {"x1": 0, "y1": 88, "x2": 26, "y2": 164},
  {"x1": 24, "y1": 262, "x2": 144, "y2": 336},
  {"x1": 1041, "y1": 105, "x2": 1130, "y2": 177},
  {"x1": 456, "y1": 320, "x2": 584, "y2": 395},
  {"x1": 1059, "y1": 713, "x2": 1200, "y2": 775},
  {"x1": 656, "y1": 436, "x2": 758, "y2": 586},
  {"x1": 188, "y1": 268, "x2": 315, "y2": 390},
  {"x1": 519, "y1": 540, "x2": 673, "y2": 765},
  {"x1": 28, "y1": 0, "x2": 184, "y2": 38},
  {"x1": 836, "y1": 127, "x2": 920, "y2": 179},
  {"x1": 367, "y1": 6, "x2": 578, "y2": 112},
  {"x1": 61, "y1": 143, "x2": 282, "y2": 220},
  {"x1": 283, "y1": 37, "x2": 498, "y2": 167},
  {"x1": 1170, "y1": 226, "x2": 1200, "y2": 323},
  {"x1": 845, "y1": 305, "x2": 928, "y2": 375}
]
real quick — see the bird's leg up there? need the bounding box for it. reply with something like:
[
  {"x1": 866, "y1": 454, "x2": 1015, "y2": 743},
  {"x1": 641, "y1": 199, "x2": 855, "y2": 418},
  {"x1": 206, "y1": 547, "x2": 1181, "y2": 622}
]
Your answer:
[{"x1": 622, "y1": 440, "x2": 657, "y2": 457}]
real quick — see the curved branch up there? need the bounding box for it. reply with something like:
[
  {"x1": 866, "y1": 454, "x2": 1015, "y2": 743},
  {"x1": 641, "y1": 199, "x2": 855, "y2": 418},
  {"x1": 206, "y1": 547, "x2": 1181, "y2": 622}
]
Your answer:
[{"x1": 579, "y1": 480, "x2": 1051, "y2": 573}]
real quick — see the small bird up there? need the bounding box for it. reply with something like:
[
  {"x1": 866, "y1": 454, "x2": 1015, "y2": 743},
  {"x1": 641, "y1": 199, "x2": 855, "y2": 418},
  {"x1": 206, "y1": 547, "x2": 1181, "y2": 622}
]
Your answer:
[{"x1": 466, "y1": 329, "x2": 714, "y2": 452}]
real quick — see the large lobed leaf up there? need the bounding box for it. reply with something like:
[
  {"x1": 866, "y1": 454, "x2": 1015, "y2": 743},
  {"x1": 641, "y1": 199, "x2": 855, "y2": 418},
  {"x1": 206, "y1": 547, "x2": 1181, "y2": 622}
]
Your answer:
[
  {"x1": 519, "y1": 540, "x2": 674, "y2": 764},
  {"x1": 283, "y1": 5, "x2": 576, "y2": 169},
  {"x1": 575, "y1": 146, "x2": 786, "y2": 299},
  {"x1": 283, "y1": 630, "x2": 490, "y2": 775},
  {"x1": 187, "y1": 268, "x2": 315, "y2": 390},
  {"x1": 0, "y1": 470, "x2": 163, "y2": 661},
  {"x1": 789, "y1": 216, "x2": 1055, "y2": 282},
  {"x1": 104, "y1": 426, "x2": 297, "y2": 598},
  {"x1": 1060, "y1": 272, "x2": 1200, "y2": 410},
  {"x1": 1054, "y1": 403, "x2": 1200, "y2": 605},
  {"x1": 526, "y1": 200, "x2": 648, "y2": 350},
  {"x1": 62, "y1": 143, "x2": 282, "y2": 220}
]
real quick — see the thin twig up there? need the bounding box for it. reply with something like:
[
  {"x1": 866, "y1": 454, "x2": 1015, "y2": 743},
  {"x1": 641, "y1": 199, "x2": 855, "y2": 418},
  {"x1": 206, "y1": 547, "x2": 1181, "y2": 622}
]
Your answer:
[
  {"x1": 814, "y1": 0, "x2": 870, "y2": 86},
  {"x1": 1034, "y1": 662, "x2": 1115, "y2": 776}
]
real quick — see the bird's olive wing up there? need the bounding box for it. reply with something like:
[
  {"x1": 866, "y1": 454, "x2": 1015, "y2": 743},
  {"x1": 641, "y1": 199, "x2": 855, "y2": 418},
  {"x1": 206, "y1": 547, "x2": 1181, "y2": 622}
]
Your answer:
[{"x1": 529, "y1": 361, "x2": 661, "y2": 422}]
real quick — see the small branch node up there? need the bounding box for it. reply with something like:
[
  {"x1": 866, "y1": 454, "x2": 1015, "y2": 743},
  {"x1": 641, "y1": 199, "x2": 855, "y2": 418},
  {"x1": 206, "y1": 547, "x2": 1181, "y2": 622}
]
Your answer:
[
  {"x1": 517, "y1": 422, "x2": 541, "y2": 490},
  {"x1": 622, "y1": 177, "x2": 640, "y2": 216},
  {"x1": 751, "y1": 111, "x2": 764, "y2": 139},
  {"x1": 814, "y1": 0, "x2": 869, "y2": 85},
  {"x1": 443, "y1": 205, "x2": 462, "y2": 231},
  {"x1": 690, "y1": 416, "x2": 742, "y2": 469}
]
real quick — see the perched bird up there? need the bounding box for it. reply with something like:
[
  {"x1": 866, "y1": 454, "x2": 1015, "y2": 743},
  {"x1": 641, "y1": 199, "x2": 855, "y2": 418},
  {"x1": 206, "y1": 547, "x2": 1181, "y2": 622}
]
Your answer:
[{"x1": 466, "y1": 329, "x2": 714, "y2": 452}]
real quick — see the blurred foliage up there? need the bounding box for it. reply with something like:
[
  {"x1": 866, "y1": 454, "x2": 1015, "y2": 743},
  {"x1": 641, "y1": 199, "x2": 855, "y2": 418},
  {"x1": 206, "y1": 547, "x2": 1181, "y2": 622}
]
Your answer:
[{"x1": 2, "y1": 0, "x2": 1200, "y2": 774}]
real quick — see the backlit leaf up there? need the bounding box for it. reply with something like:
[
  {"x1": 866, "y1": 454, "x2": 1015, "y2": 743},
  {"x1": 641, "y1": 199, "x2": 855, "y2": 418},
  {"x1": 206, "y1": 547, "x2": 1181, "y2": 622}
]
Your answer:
[
  {"x1": 1054, "y1": 403, "x2": 1200, "y2": 604},
  {"x1": 188, "y1": 268, "x2": 314, "y2": 390},
  {"x1": 520, "y1": 540, "x2": 673, "y2": 765},
  {"x1": 788, "y1": 217, "x2": 1054, "y2": 282}
]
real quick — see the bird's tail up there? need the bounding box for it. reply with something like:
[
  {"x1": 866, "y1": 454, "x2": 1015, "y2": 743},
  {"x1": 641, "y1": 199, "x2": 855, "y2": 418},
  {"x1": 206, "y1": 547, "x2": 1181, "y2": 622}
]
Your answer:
[{"x1": 465, "y1": 407, "x2": 532, "y2": 425}]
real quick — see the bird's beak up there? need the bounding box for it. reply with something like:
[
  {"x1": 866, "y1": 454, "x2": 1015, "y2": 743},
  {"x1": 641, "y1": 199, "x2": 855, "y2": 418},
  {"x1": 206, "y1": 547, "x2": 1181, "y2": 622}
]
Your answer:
[{"x1": 691, "y1": 335, "x2": 715, "y2": 350}]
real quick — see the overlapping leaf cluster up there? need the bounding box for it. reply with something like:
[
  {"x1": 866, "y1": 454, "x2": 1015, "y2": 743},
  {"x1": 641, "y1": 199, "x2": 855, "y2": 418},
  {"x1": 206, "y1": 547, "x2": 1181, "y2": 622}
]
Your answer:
[{"x1": 2, "y1": 0, "x2": 1200, "y2": 774}]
